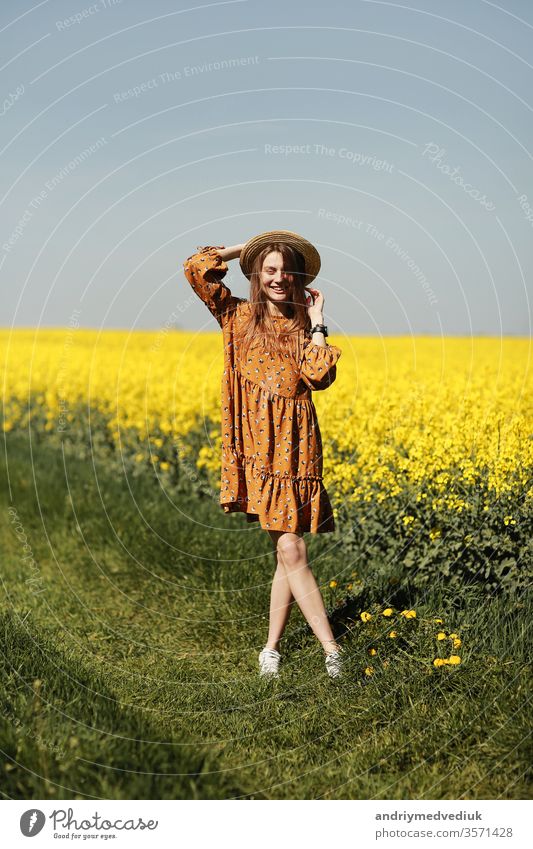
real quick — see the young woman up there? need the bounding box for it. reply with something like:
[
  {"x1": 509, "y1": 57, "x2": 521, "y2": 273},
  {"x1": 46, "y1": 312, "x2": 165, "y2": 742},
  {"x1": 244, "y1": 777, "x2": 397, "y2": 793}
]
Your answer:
[{"x1": 183, "y1": 230, "x2": 344, "y2": 679}]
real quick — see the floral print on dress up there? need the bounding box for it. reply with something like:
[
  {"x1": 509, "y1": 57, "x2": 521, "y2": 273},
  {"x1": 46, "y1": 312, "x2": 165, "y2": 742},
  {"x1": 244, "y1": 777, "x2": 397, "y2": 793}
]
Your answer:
[{"x1": 182, "y1": 245, "x2": 342, "y2": 534}]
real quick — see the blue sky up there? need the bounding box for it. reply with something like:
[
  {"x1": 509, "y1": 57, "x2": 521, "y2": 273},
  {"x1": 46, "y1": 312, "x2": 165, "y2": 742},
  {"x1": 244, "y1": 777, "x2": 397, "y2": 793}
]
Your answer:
[{"x1": 1, "y1": 0, "x2": 532, "y2": 335}]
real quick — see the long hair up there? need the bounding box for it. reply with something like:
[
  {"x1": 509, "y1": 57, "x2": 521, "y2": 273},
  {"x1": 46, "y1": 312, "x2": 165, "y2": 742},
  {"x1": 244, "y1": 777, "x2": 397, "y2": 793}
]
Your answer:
[{"x1": 235, "y1": 242, "x2": 312, "y2": 363}]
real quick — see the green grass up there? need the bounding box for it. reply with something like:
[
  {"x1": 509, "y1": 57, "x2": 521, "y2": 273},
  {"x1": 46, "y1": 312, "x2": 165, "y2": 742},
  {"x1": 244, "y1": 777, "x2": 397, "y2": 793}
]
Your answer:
[{"x1": 0, "y1": 430, "x2": 531, "y2": 799}]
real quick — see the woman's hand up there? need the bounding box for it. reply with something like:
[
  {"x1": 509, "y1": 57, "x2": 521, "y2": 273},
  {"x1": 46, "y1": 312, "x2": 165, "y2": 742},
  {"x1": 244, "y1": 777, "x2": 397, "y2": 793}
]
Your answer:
[
  {"x1": 305, "y1": 287, "x2": 325, "y2": 322},
  {"x1": 217, "y1": 244, "x2": 246, "y2": 261}
]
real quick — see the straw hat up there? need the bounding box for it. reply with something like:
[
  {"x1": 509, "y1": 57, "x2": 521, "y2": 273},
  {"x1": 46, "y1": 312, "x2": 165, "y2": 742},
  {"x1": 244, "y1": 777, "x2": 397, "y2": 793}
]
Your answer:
[{"x1": 239, "y1": 230, "x2": 321, "y2": 283}]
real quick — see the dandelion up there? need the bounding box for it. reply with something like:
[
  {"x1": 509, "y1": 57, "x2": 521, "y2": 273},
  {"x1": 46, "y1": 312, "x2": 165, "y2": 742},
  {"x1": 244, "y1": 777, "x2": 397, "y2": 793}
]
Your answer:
[
  {"x1": 360, "y1": 611, "x2": 372, "y2": 622},
  {"x1": 329, "y1": 580, "x2": 337, "y2": 588},
  {"x1": 389, "y1": 631, "x2": 398, "y2": 639},
  {"x1": 159, "y1": 461, "x2": 170, "y2": 471},
  {"x1": 436, "y1": 632, "x2": 447, "y2": 641},
  {"x1": 364, "y1": 666, "x2": 374, "y2": 676},
  {"x1": 433, "y1": 618, "x2": 443, "y2": 624},
  {"x1": 452, "y1": 638, "x2": 461, "y2": 648},
  {"x1": 382, "y1": 608, "x2": 394, "y2": 617},
  {"x1": 400, "y1": 609, "x2": 416, "y2": 619},
  {"x1": 448, "y1": 655, "x2": 461, "y2": 665},
  {"x1": 368, "y1": 648, "x2": 377, "y2": 656},
  {"x1": 346, "y1": 583, "x2": 353, "y2": 591},
  {"x1": 433, "y1": 658, "x2": 446, "y2": 667}
]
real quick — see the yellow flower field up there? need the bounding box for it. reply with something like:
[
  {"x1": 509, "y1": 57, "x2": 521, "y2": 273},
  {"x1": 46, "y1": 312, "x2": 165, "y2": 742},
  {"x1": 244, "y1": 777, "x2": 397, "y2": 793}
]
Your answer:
[{"x1": 1, "y1": 330, "x2": 531, "y2": 511}]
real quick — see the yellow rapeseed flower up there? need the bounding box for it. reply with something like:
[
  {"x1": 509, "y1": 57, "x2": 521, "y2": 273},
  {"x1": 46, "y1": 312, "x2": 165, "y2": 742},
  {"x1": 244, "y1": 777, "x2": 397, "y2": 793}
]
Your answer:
[{"x1": 3, "y1": 332, "x2": 531, "y2": 526}]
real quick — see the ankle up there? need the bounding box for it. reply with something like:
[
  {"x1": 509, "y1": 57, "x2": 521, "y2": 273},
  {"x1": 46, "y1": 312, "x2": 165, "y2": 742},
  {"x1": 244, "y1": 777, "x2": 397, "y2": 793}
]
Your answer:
[
  {"x1": 321, "y1": 640, "x2": 342, "y2": 654},
  {"x1": 265, "y1": 642, "x2": 280, "y2": 652}
]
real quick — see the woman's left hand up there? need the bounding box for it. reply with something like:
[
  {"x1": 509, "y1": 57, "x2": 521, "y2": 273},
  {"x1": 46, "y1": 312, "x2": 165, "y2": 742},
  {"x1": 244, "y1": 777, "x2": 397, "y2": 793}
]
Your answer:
[{"x1": 305, "y1": 287, "x2": 324, "y2": 320}]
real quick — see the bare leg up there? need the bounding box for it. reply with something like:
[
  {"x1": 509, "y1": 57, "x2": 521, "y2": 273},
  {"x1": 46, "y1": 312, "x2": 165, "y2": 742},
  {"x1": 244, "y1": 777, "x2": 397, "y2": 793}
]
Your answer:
[
  {"x1": 267, "y1": 530, "x2": 341, "y2": 654},
  {"x1": 264, "y1": 549, "x2": 295, "y2": 651}
]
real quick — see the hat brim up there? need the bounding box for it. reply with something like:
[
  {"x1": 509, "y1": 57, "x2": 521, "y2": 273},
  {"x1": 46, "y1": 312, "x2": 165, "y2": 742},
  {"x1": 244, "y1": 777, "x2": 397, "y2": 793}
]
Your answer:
[{"x1": 239, "y1": 230, "x2": 321, "y2": 283}]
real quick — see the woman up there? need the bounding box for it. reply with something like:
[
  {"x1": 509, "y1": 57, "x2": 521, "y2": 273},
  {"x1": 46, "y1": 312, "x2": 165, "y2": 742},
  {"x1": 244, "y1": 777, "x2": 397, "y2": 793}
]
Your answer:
[{"x1": 182, "y1": 230, "x2": 345, "y2": 679}]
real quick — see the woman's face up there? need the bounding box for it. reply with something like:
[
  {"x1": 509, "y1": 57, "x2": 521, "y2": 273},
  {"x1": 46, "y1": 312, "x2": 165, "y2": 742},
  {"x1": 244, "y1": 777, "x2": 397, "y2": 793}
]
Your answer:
[{"x1": 260, "y1": 250, "x2": 295, "y2": 303}]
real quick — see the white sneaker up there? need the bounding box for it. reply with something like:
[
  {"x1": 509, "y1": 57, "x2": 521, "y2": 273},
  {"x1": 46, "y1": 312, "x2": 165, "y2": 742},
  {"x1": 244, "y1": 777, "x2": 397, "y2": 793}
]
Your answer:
[
  {"x1": 325, "y1": 649, "x2": 344, "y2": 679},
  {"x1": 258, "y1": 648, "x2": 281, "y2": 678}
]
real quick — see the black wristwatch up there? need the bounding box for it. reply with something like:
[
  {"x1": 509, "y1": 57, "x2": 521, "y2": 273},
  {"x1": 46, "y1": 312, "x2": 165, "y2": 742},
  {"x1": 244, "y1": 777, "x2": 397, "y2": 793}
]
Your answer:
[{"x1": 310, "y1": 323, "x2": 328, "y2": 337}]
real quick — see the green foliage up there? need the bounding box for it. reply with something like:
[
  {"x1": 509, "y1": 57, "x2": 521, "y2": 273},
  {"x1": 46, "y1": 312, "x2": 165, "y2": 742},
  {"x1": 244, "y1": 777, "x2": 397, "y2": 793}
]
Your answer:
[
  {"x1": 335, "y1": 484, "x2": 532, "y2": 597},
  {"x1": 1, "y1": 429, "x2": 531, "y2": 800}
]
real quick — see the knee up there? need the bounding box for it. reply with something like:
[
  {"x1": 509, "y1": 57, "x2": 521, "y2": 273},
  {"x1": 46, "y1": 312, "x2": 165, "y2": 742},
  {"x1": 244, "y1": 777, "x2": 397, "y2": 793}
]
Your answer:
[{"x1": 277, "y1": 534, "x2": 306, "y2": 571}]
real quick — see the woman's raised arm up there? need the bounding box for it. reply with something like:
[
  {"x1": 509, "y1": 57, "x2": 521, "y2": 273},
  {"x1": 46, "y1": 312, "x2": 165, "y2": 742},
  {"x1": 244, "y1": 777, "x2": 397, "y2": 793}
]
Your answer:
[
  {"x1": 217, "y1": 244, "x2": 246, "y2": 261},
  {"x1": 182, "y1": 244, "x2": 245, "y2": 328}
]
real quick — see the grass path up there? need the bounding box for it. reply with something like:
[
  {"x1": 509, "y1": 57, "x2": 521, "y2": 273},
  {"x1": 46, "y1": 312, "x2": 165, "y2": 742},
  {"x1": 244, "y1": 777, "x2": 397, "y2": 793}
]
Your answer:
[{"x1": 1, "y1": 432, "x2": 530, "y2": 799}]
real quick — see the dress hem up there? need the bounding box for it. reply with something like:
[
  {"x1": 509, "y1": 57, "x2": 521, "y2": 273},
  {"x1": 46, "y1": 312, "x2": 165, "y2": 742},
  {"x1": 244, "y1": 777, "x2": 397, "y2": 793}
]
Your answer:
[{"x1": 219, "y1": 501, "x2": 336, "y2": 535}]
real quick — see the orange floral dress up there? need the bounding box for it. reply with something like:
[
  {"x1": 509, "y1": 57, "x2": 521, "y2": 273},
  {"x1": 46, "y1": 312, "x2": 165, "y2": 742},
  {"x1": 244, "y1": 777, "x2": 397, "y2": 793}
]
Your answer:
[{"x1": 182, "y1": 245, "x2": 342, "y2": 534}]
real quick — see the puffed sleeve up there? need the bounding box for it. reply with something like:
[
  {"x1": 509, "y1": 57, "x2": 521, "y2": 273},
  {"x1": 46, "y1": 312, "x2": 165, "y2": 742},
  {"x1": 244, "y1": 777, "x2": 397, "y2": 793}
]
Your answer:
[
  {"x1": 299, "y1": 340, "x2": 342, "y2": 391},
  {"x1": 182, "y1": 245, "x2": 244, "y2": 328}
]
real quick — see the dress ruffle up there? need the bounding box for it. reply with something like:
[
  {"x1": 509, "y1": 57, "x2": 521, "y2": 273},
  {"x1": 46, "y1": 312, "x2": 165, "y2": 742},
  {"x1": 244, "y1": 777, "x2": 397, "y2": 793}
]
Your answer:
[{"x1": 220, "y1": 447, "x2": 336, "y2": 534}]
